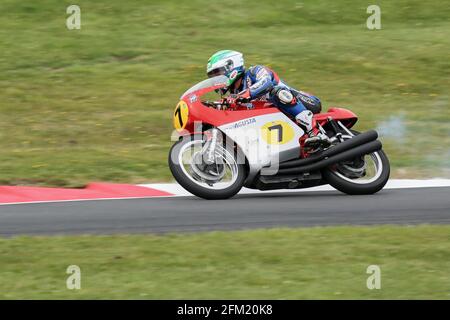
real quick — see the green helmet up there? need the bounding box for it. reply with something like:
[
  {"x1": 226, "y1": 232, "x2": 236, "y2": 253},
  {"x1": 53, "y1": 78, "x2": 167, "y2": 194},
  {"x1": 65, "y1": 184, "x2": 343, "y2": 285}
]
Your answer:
[{"x1": 206, "y1": 50, "x2": 245, "y2": 87}]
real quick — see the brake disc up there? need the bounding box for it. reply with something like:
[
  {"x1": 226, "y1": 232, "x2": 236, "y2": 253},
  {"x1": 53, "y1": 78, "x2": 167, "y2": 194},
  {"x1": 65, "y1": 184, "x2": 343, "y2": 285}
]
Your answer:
[
  {"x1": 190, "y1": 152, "x2": 226, "y2": 184},
  {"x1": 336, "y1": 157, "x2": 367, "y2": 179}
]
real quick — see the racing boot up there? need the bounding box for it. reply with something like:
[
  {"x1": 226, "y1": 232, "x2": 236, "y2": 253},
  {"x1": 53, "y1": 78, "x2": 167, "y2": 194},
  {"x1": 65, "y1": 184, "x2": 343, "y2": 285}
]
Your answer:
[
  {"x1": 304, "y1": 131, "x2": 331, "y2": 150},
  {"x1": 296, "y1": 110, "x2": 331, "y2": 150}
]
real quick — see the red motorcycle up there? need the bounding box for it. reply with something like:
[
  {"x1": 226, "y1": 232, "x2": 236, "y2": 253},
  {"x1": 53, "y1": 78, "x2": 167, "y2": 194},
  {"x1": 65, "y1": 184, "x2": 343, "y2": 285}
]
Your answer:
[{"x1": 169, "y1": 75, "x2": 390, "y2": 199}]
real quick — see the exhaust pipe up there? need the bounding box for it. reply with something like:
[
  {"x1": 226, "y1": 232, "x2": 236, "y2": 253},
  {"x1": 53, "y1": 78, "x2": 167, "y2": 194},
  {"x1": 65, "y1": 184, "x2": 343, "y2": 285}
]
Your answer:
[
  {"x1": 279, "y1": 130, "x2": 379, "y2": 169},
  {"x1": 276, "y1": 140, "x2": 382, "y2": 175}
]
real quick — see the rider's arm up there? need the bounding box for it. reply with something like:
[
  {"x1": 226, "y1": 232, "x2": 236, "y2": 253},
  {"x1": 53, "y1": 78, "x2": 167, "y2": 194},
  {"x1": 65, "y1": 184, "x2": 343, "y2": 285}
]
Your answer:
[{"x1": 242, "y1": 66, "x2": 274, "y2": 99}]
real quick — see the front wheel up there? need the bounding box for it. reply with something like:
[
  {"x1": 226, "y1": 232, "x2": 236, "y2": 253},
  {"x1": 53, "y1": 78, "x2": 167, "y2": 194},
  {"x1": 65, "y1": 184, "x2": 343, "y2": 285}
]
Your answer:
[
  {"x1": 322, "y1": 131, "x2": 390, "y2": 195},
  {"x1": 168, "y1": 134, "x2": 246, "y2": 200}
]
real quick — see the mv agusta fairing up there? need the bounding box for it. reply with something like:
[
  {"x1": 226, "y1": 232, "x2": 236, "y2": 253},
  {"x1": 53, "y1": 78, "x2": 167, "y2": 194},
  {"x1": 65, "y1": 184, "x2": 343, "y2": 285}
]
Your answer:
[{"x1": 169, "y1": 75, "x2": 390, "y2": 199}]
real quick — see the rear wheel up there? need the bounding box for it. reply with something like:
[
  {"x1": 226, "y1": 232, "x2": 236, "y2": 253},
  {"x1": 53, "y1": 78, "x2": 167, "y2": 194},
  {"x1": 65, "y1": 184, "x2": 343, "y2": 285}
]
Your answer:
[
  {"x1": 322, "y1": 130, "x2": 390, "y2": 195},
  {"x1": 168, "y1": 134, "x2": 246, "y2": 199}
]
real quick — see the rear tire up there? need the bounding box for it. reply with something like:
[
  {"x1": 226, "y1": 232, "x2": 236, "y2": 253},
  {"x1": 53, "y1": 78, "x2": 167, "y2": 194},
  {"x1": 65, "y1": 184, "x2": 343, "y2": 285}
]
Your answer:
[{"x1": 322, "y1": 131, "x2": 390, "y2": 195}]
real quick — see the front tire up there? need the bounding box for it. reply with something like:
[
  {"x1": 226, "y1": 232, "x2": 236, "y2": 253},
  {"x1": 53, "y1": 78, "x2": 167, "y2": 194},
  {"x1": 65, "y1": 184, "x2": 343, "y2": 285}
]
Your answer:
[{"x1": 168, "y1": 134, "x2": 246, "y2": 200}]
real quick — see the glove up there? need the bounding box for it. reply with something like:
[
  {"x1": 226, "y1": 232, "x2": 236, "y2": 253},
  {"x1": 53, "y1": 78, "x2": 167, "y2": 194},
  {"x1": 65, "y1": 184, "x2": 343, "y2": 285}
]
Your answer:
[
  {"x1": 224, "y1": 96, "x2": 238, "y2": 106},
  {"x1": 236, "y1": 89, "x2": 251, "y2": 103},
  {"x1": 225, "y1": 90, "x2": 251, "y2": 107}
]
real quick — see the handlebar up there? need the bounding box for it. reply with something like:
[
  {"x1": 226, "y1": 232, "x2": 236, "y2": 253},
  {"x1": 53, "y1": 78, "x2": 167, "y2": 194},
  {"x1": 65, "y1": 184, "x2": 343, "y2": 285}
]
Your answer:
[
  {"x1": 202, "y1": 97, "x2": 249, "y2": 110},
  {"x1": 202, "y1": 99, "x2": 233, "y2": 110}
]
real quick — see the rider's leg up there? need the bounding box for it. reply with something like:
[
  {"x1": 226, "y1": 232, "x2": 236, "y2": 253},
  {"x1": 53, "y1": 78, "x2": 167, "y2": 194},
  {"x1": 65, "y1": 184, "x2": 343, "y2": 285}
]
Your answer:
[
  {"x1": 280, "y1": 102, "x2": 313, "y2": 132},
  {"x1": 287, "y1": 105, "x2": 329, "y2": 147},
  {"x1": 270, "y1": 86, "x2": 309, "y2": 125},
  {"x1": 296, "y1": 91, "x2": 322, "y2": 114},
  {"x1": 270, "y1": 87, "x2": 328, "y2": 147}
]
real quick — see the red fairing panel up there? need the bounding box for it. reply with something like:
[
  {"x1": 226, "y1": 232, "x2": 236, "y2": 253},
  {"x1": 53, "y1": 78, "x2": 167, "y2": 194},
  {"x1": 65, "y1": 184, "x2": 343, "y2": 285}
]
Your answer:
[
  {"x1": 182, "y1": 85, "x2": 280, "y2": 131},
  {"x1": 180, "y1": 82, "x2": 358, "y2": 133},
  {"x1": 314, "y1": 107, "x2": 358, "y2": 128},
  {"x1": 187, "y1": 102, "x2": 280, "y2": 127}
]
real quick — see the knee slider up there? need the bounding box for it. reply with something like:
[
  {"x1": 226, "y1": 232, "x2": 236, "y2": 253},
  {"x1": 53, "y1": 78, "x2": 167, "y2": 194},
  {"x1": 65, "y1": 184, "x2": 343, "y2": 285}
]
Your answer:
[{"x1": 271, "y1": 86, "x2": 295, "y2": 105}]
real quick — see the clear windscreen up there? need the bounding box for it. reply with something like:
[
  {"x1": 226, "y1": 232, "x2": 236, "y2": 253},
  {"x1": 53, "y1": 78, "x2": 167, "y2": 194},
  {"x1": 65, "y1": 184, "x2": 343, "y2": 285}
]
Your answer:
[{"x1": 180, "y1": 75, "x2": 228, "y2": 99}]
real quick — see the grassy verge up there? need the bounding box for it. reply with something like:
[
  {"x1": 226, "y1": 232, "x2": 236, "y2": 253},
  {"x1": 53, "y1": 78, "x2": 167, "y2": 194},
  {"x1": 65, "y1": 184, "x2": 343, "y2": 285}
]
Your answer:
[
  {"x1": 0, "y1": 0, "x2": 449, "y2": 186},
  {"x1": 1, "y1": 225, "x2": 449, "y2": 299}
]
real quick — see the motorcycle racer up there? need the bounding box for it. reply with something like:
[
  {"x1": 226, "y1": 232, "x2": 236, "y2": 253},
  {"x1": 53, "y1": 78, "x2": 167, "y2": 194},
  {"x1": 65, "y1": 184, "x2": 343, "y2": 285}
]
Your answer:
[{"x1": 206, "y1": 50, "x2": 329, "y2": 148}]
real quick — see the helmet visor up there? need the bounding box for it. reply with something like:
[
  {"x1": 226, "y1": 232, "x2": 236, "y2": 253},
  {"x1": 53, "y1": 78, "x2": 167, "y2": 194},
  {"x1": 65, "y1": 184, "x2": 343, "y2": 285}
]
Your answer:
[{"x1": 207, "y1": 67, "x2": 227, "y2": 78}]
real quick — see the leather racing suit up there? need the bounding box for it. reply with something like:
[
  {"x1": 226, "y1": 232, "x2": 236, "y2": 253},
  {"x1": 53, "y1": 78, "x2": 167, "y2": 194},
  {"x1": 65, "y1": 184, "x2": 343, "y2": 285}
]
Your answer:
[{"x1": 230, "y1": 65, "x2": 322, "y2": 132}]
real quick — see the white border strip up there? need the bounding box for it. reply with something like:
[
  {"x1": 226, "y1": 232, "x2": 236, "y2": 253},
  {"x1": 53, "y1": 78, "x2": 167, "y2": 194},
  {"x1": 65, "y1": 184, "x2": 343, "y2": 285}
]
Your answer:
[
  {"x1": 0, "y1": 179, "x2": 448, "y2": 206},
  {"x1": 140, "y1": 179, "x2": 450, "y2": 197}
]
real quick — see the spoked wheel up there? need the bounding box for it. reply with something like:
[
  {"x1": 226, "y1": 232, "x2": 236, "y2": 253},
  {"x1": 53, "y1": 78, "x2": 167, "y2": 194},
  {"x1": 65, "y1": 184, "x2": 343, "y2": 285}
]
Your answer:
[
  {"x1": 168, "y1": 134, "x2": 246, "y2": 199},
  {"x1": 322, "y1": 131, "x2": 390, "y2": 195}
]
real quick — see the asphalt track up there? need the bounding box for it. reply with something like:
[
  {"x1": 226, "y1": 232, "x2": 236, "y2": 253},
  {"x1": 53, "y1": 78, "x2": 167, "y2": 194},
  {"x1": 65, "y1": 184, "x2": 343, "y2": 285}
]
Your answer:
[{"x1": 0, "y1": 186, "x2": 449, "y2": 236}]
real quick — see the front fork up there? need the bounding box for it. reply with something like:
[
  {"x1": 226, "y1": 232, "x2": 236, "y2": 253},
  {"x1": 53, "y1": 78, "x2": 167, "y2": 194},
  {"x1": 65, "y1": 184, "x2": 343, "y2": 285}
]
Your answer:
[{"x1": 201, "y1": 128, "x2": 220, "y2": 165}]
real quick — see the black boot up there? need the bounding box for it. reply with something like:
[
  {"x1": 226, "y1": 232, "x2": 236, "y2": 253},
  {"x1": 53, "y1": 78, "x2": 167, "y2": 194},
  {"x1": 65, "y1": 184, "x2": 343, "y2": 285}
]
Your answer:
[{"x1": 304, "y1": 131, "x2": 331, "y2": 151}]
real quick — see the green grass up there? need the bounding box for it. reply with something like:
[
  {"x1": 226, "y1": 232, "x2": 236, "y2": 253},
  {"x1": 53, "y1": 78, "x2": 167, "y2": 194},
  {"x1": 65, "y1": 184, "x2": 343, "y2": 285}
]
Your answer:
[
  {"x1": 0, "y1": 0, "x2": 449, "y2": 186},
  {"x1": 0, "y1": 225, "x2": 449, "y2": 299}
]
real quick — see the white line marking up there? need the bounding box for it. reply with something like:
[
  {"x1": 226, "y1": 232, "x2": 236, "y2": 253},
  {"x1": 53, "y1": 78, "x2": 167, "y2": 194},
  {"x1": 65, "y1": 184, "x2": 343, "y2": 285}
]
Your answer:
[
  {"x1": 139, "y1": 179, "x2": 450, "y2": 197},
  {"x1": 0, "y1": 179, "x2": 448, "y2": 206}
]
